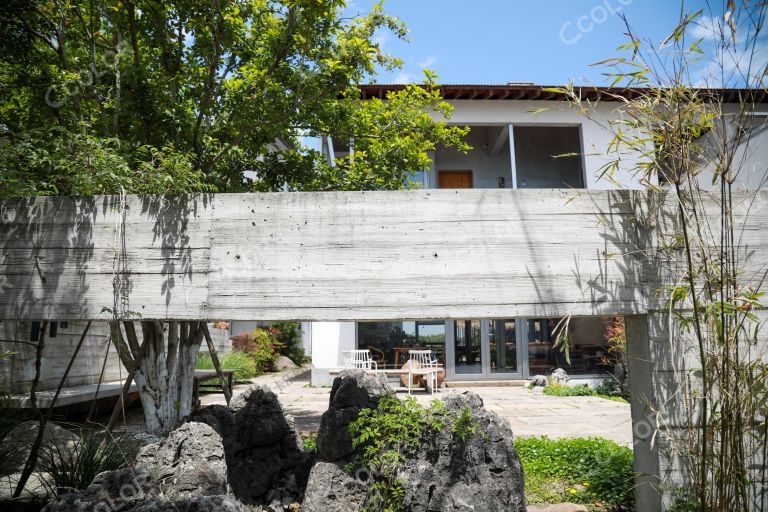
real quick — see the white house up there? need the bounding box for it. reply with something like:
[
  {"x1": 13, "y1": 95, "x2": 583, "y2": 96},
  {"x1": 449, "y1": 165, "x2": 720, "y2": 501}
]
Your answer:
[{"x1": 307, "y1": 83, "x2": 768, "y2": 386}]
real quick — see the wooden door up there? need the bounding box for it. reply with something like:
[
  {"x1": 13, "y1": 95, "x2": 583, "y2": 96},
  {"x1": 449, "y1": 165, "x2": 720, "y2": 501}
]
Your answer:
[{"x1": 438, "y1": 171, "x2": 473, "y2": 189}]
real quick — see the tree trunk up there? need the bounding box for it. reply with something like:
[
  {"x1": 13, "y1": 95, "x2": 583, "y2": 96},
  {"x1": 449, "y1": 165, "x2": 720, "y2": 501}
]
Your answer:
[{"x1": 109, "y1": 320, "x2": 203, "y2": 434}]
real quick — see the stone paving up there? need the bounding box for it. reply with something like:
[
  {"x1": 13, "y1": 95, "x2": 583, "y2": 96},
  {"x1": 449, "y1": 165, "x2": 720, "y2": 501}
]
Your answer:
[{"x1": 200, "y1": 367, "x2": 633, "y2": 446}]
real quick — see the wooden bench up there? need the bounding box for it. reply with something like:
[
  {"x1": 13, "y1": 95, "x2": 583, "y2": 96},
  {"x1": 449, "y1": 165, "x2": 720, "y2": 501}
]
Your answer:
[
  {"x1": 193, "y1": 369, "x2": 234, "y2": 408},
  {"x1": 10, "y1": 380, "x2": 138, "y2": 409}
]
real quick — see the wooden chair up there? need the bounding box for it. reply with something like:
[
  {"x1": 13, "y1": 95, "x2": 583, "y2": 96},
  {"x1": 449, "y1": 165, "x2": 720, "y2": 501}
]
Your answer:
[{"x1": 342, "y1": 349, "x2": 378, "y2": 370}]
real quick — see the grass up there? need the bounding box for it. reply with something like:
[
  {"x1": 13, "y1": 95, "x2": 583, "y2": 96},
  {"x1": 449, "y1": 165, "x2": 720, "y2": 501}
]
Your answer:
[
  {"x1": 196, "y1": 351, "x2": 258, "y2": 383},
  {"x1": 514, "y1": 436, "x2": 634, "y2": 511},
  {"x1": 540, "y1": 383, "x2": 629, "y2": 404}
]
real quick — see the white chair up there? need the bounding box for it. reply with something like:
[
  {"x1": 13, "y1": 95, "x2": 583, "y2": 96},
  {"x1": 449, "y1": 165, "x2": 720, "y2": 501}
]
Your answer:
[
  {"x1": 407, "y1": 350, "x2": 440, "y2": 394},
  {"x1": 342, "y1": 349, "x2": 378, "y2": 370}
]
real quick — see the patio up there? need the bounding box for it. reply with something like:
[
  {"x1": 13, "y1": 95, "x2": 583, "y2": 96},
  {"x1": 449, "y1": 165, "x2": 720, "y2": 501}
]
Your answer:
[{"x1": 199, "y1": 367, "x2": 633, "y2": 446}]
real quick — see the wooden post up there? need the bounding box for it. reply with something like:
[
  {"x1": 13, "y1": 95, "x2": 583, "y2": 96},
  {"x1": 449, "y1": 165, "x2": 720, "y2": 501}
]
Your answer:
[
  {"x1": 202, "y1": 323, "x2": 232, "y2": 405},
  {"x1": 106, "y1": 370, "x2": 134, "y2": 432}
]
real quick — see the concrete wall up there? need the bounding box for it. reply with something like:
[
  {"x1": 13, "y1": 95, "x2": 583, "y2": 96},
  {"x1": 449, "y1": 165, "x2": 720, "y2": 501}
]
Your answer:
[{"x1": 0, "y1": 321, "x2": 123, "y2": 394}]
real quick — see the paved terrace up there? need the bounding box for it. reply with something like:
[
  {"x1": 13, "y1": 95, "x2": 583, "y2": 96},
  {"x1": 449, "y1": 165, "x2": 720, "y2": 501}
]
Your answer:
[{"x1": 199, "y1": 368, "x2": 633, "y2": 446}]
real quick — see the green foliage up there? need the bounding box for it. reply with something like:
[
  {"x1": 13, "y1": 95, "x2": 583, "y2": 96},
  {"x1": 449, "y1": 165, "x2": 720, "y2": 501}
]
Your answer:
[
  {"x1": 231, "y1": 328, "x2": 280, "y2": 374},
  {"x1": 514, "y1": 436, "x2": 634, "y2": 510},
  {"x1": 302, "y1": 433, "x2": 317, "y2": 452},
  {"x1": 542, "y1": 383, "x2": 629, "y2": 403},
  {"x1": 196, "y1": 351, "x2": 257, "y2": 382},
  {"x1": 348, "y1": 396, "x2": 480, "y2": 511},
  {"x1": 38, "y1": 428, "x2": 127, "y2": 496},
  {"x1": 0, "y1": 0, "x2": 467, "y2": 197},
  {"x1": 266, "y1": 321, "x2": 305, "y2": 365}
]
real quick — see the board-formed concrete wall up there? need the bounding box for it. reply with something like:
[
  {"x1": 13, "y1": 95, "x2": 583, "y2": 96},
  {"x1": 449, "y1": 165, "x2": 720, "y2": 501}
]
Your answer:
[{"x1": 0, "y1": 189, "x2": 669, "y2": 322}]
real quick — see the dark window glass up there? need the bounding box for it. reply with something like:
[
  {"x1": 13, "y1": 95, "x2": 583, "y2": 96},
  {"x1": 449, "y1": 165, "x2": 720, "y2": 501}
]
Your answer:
[
  {"x1": 526, "y1": 317, "x2": 616, "y2": 376},
  {"x1": 489, "y1": 319, "x2": 517, "y2": 373},
  {"x1": 357, "y1": 321, "x2": 445, "y2": 369},
  {"x1": 454, "y1": 320, "x2": 482, "y2": 374},
  {"x1": 514, "y1": 126, "x2": 584, "y2": 188}
]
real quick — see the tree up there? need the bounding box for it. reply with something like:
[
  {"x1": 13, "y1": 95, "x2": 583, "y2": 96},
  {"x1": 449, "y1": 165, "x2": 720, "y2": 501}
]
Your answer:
[
  {"x1": 553, "y1": 2, "x2": 768, "y2": 509},
  {"x1": 0, "y1": 0, "x2": 469, "y2": 435},
  {"x1": 0, "y1": 0, "x2": 468, "y2": 196}
]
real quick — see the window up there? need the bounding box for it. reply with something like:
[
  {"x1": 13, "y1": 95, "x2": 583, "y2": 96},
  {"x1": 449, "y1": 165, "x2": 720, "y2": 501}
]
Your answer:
[
  {"x1": 526, "y1": 317, "x2": 616, "y2": 376},
  {"x1": 514, "y1": 126, "x2": 584, "y2": 188},
  {"x1": 357, "y1": 321, "x2": 446, "y2": 369}
]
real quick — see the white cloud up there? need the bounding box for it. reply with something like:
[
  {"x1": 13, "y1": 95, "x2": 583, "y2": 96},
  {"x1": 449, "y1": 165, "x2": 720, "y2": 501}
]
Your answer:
[
  {"x1": 689, "y1": 15, "x2": 721, "y2": 41},
  {"x1": 418, "y1": 56, "x2": 437, "y2": 68},
  {"x1": 393, "y1": 72, "x2": 412, "y2": 84}
]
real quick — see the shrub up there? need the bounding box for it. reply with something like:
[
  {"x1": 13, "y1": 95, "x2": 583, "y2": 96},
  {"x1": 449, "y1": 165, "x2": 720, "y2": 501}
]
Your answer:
[
  {"x1": 348, "y1": 396, "x2": 479, "y2": 511},
  {"x1": 267, "y1": 321, "x2": 305, "y2": 365},
  {"x1": 38, "y1": 428, "x2": 126, "y2": 496},
  {"x1": 230, "y1": 328, "x2": 279, "y2": 374},
  {"x1": 196, "y1": 351, "x2": 257, "y2": 382},
  {"x1": 542, "y1": 382, "x2": 629, "y2": 403},
  {"x1": 514, "y1": 436, "x2": 635, "y2": 510},
  {"x1": 249, "y1": 328, "x2": 279, "y2": 373}
]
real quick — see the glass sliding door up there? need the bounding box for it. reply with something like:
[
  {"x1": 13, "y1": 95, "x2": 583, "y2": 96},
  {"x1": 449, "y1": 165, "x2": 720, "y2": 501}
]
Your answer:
[
  {"x1": 489, "y1": 319, "x2": 518, "y2": 374},
  {"x1": 453, "y1": 320, "x2": 482, "y2": 375},
  {"x1": 447, "y1": 319, "x2": 522, "y2": 378}
]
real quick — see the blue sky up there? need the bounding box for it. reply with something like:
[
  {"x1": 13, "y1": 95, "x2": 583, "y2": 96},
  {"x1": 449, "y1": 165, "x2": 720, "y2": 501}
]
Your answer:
[{"x1": 344, "y1": 0, "x2": 761, "y2": 87}]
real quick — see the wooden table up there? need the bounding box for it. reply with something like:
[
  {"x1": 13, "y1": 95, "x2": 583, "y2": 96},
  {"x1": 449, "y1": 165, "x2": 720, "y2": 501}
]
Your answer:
[{"x1": 193, "y1": 369, "x2": 234, "y2": 409}]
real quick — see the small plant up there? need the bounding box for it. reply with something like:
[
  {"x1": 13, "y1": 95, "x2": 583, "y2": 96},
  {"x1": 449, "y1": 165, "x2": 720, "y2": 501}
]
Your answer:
[
  {"x1": 302, "y1": 433, "x2": 317, "y2": 452},
  {"x1": 348, "y1": 396, "x2": 480, "y2": 511},
  {"x1": 514, "y1": 436, "x2": 634, "y2": 510},
  {"x1": 196, "y1": 351, "x2": 257, "y2": 382},
  {"x1": 38, "y1": 428, "x2": 127, "y2": 496},
  {"x1": 542, "y1": 382, "x2": 629, "y2": 403}
]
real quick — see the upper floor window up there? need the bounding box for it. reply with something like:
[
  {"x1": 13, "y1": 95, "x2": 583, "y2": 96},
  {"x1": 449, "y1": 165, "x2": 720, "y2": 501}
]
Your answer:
[{"x1": 513, "y1": 126, "x2": 585, "y2": 188}]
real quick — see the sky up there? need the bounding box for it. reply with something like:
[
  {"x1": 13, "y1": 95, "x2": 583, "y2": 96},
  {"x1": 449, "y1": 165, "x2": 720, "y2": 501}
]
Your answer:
[{"x1": 344, "y1": 0, "x2": 764, "y2": 87}]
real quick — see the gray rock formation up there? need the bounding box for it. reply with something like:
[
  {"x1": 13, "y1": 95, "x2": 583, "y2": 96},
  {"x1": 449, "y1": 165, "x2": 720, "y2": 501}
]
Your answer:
[
  {"x1": 303, "y1": 391, "x2": 527, "y2": 512},
  {"x1": 316, "y1": 369, "x2": 393, "y2": 462},
  {"x1": 302, "y1": 462, "x2": 368, "y2": 512},
  {"x1": 401, "y1": 392, "x2": 526, "y2": 511},
  {"x1": 42, "y1": 422, "x2": 237, "y2": 511},
  {"x1": 135, "y1": 421, "x2": 228, "y2": 498},
  {"x1": 274, "y1": 355, "x2": 298, "y2": 370},
  {"x1": 530, "y1": 375, "x2": 548, "y2": 387},
  {"x1": 188, "y1": 384, "x2": 313, "y2": 505},
  {"x1": 550, "y1": 368, "x2": 569, "y2": 385}
]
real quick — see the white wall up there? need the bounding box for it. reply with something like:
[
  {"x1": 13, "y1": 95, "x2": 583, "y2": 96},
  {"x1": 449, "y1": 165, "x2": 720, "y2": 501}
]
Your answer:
[{"x1": 310, "y1": 321, "x2": 356, "y2": 386}]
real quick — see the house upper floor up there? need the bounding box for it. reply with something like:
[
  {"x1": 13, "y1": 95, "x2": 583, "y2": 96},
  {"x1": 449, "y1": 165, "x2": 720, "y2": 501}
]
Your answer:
[{"x1": 328, "y1": 84, "x2": 768, "y2": 191}]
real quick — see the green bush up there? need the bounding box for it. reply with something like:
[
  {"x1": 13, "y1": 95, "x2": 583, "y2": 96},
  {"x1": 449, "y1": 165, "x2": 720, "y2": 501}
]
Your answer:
[
  {"x1": 348, "y1": 396, "x2": 480, "y2": 511},
  {"x1": 196, "y1": 351, "x2": 257, "y2": 382},
  {"x1": 514, "y1": 436, "x2": 635, "y2": 510},
  {"x1": 231, "y1": 328, "x2": 280, "y2": 374},
  {"x1": 38, "y1": 428, "x2": 126, "y2": 496},
  {"x1": 543, "y1": 382, "x2": 629, "y2": 403},
  {"x1": 248, "y1": 329, "x2": 279, "y2": 373},
  {"x1": 267, "y1": 321, "x2": 305, "y2": 365}
]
